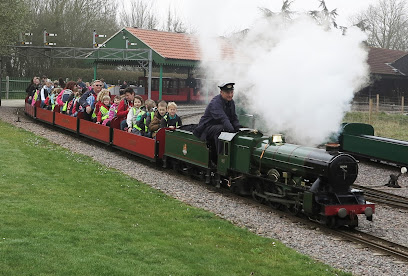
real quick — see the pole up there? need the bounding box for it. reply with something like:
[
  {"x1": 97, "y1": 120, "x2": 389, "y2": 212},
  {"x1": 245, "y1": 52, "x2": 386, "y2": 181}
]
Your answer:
[
  {"x1": 6, "y1": 76, "x2": 9, "y2": 99},
  {"x1": 376, "y1": 94, "x2": 379, "y2": 112},
  {"x1": 0, "y1": 56, "x2": 2, "y2": 106},
  {"x1": 402, "y1": 96, "x2": 405, "y2": 114},
  {"x1": 93, "y1": 62, "x2": 97, "y2": 81},
  {"x1": 148, "y1": 49, "x2": 152, "y2": 100},
  {"x1": 369, "y1": 98, "x2": 372, "y2": 125},
  {"x1": 159, "y1": 64, "x2": 163, "y2": 101}
]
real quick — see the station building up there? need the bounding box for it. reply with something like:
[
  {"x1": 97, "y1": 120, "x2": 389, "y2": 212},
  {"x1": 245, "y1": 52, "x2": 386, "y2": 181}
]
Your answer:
[{"x1": 357, "y1": 47, "x2": 408, "y2": 104}]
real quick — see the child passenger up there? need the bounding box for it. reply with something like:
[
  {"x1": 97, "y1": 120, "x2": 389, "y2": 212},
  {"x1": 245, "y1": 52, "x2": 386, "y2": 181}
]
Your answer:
[
  {"x1": 127, "y1": 95, "x2": 145, "y2": 133},
  {"x1": 149, "y1": 100, "x2": 167, "y2": 138},
  {"x1": 160, "y1": 102, "x2": 182, "y2": 129},
  {"x1": 46, "y1": 88, "x2": 62, "y2": 110},
  {"x1": 96, "y1": 95, "x2": 111, "y2": 124},
  {"x1": 40, "y1": 80, "x2": 53, "y2": 108},
  {"x1": 102, "y1": 95, "x2": 121, "y2": 126},
  {"x1": 92, "y1": 89, "x2": 110, "y2": 122},
  {"x1": 137, "y1": 99, "x2": 156, "y2": 137}
]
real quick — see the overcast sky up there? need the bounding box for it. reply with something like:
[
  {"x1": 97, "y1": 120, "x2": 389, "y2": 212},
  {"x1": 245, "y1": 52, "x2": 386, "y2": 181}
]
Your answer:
[{"x1": 122, "y1": 0, "x2": 373, "y2": 34}]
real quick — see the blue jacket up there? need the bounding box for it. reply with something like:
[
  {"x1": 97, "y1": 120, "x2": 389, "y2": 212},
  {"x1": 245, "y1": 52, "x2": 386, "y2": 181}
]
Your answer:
[
  {"x1": 193, "y1": 94, "x2": 240, "y2": 141},
  {"x1": 79, "y1": 89, "x2": 96, "y2": 109}
]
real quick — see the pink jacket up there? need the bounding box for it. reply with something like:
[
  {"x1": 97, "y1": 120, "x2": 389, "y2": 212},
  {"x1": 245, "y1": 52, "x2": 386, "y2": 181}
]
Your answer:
[
  {"x1": 56, "y1": 90, "x2": 65, "y2": 106},
  {"x1": 102, "y1": 103, "x2": 118, "y2": 126}
]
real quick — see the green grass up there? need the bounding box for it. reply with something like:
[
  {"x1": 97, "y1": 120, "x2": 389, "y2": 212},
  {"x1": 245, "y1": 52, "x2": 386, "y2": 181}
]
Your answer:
[
  {"x1": 344, "y1": 111, "x2": 408, "y2": 140},
  {"x1": 0, "y1": 120, "x2": 349, "y2": 276}
]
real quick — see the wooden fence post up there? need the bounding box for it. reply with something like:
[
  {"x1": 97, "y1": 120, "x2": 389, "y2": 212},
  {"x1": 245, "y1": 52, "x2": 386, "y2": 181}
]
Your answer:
[
  {"x1": 369, "y1": 98, "x2": 372, "y2": 124},
  {"x1": 402, "y1": 96, "x2": 405, "y2": 114},
  {"x1": 5, "y1": 76, "x2": 9, "y2": 99},
  {"x1": 376, "y1": 94, "x2": 379, "y2": 112}
]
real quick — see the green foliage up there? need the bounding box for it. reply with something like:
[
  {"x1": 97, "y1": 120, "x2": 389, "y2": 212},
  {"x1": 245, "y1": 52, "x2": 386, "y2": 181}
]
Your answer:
[
  {"x1": 0, "y1": 0, "x2": 31, "y2": 55},
  {"x1": 44, "y1": 67, "x2": 145, "y2": 85},
  {"x1": 0, "y1": 120, "x2": 350, "y2": 276}
]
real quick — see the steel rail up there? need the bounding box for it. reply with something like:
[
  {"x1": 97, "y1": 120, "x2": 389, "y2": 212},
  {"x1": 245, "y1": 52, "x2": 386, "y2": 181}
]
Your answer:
[
  {"x1": 352, "y1": 184, "x2": 408, "y2": 210},
  {"x1": 335, "y1": 230, "x2": 408, "y2": 262}
]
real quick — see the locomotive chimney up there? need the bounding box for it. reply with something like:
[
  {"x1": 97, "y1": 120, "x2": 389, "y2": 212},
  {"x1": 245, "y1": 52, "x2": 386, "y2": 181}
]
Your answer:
[{"x1": 325, "y1": 143, "x2": 340, "y2": 152}]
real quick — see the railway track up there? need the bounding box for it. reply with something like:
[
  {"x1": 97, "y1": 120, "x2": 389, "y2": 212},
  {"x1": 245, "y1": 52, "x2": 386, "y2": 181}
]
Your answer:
[
  {"x1": 334, "y1": 229, "x2": 408, "y2": 263},
  {"x1": 353, "y1": 184, "x2": 408, "y2": 210},
  {"x1": 244, "y1": 193, "x2": 408, "y2": 263}
]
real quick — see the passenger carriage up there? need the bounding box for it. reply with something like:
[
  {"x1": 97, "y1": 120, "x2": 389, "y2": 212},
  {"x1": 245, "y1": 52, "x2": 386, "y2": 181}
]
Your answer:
[{"x1": 24, "y1": 99, "x2": 165, "y2": 161}]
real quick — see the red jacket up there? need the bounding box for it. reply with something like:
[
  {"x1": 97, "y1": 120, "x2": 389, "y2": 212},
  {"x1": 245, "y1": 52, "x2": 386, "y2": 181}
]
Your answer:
[
  {"x1": 97, "y1": 103, "x2": 110, "y2": 123},
  {"x1": 93, "y1": 101, "x2": 103, "y2": 119},
  {"x1": 117, "y1": 99, "x2": 133, "y2": 121}
]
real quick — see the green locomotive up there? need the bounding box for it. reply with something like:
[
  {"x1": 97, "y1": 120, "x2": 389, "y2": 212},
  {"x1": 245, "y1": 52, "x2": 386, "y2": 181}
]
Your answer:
[{"x1": 163, "y1": 127, "x2": 374, "y2": 228}]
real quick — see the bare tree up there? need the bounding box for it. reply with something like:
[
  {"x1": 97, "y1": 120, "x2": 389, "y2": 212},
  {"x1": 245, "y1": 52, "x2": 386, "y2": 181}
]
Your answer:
[
  {"x1": 308, "y1": 0, "x2": 338, "y2": 28},
  {"x1": 119, "y1": 0, "x2": 159, "y2": 29},
  {"x1": 27, "y1": 0, "x2": 119, "y2": 47},
  {"x1": 352, "y1": 0, "x2": 408, "y2": 50},
  {"x1": 6, "y1": 0, "x2": 119, "y2": 77},
  {"x1": 259, "y1": 0, "x2": 294, "y2": 20},
  {"x1": 259, "y1": 0, "x2": 338, "y2": 28},
  {"x1": 0, "y1": 0, "x2": 31, "y2": 55},
  {"x1": 164, "y1": 5, "x2": 186, "y2": 33}
]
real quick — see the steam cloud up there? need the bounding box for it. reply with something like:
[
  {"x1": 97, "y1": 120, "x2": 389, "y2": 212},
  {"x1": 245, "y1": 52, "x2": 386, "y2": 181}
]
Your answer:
[{"x1": 190, "y1": 7, "x2": 369, "y2": 146}]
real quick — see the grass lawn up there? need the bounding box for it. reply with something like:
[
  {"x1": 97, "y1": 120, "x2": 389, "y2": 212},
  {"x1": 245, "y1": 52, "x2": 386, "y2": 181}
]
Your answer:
[
  {"x1": 344, "y1": 111, "x2": 408, "y2": 141},
  {"x1": 0, "y1": 120, "x2": 349, "y2": 276}
]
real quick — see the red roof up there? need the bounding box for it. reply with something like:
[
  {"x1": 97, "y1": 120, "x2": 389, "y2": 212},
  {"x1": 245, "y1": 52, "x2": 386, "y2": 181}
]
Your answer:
[
  {"x1": 125, "y1": 27, "x2": 236, "y2": 62},
  {"x1": 367, "y1": 47, "x2": 407, "y2": 75},
  {"x1": 126, "y1": 27, "x2": 201, "y2": 61}
]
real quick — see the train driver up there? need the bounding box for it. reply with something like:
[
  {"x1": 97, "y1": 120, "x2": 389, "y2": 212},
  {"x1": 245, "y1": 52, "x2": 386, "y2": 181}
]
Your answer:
[{"x1": 193, "y1": 82, "x2": 241, "y2": 163}]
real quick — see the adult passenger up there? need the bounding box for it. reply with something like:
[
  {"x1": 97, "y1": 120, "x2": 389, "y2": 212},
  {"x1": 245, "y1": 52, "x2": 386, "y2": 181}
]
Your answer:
[
  {"x1": 56, "y1": 81, "x2": 77, "y2": 106},
  {"x1": 77, "y1": 78, "x2": 86, "y2": 89},
  {"x1": 26, "y1": 76, "x2": 41, "y2": 103},
  {"x1": 193, "y1": 82, "x2": 241, "y2": 163},
  {"x1": 100, "y1": 78, "x2": 108, "y2": 89},
  {"x1": 117, "y1": 87, "x2": 135, "y2": 130},
  {"x1": 58, "y1": 77, "x2": 65, "y2": 88},
  {"x1": 120, "y1": 81, "x2": 128, "y2": 90},
  {"x1": 79, "y1": 80, "x2": 103, "y2": 121}
]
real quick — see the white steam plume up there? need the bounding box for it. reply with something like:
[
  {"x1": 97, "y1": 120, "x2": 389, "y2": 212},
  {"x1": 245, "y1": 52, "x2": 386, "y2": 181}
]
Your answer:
[{"x1": 191, "y1": 9, "x2": 369, "y2": 146}]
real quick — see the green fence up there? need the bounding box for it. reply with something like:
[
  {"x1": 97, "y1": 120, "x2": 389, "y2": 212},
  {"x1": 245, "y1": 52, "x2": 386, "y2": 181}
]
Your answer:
[{"x1": 1, "y1": 77, "x2": 31, "y2": 99}]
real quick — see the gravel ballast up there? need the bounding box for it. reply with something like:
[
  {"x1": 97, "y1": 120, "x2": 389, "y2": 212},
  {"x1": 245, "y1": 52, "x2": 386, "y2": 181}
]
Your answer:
[{"x1": 1, "y1": 105, "x2": 408, "y2": 276}]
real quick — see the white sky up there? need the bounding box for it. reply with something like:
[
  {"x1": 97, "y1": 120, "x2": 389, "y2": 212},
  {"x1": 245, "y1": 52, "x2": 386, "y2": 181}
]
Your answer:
[{"x1": 122, "y1": 0, "x2": 374, "y2": 34}]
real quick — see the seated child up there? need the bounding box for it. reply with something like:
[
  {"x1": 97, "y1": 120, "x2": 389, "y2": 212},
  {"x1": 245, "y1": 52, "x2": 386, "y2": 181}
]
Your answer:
[
  {"x1": 40, "y1": 80, "x2": 53, "y2": 108},
  {"x1": 137, "y1": 99, "x2": 156, "y2": 137},
  {"x1": 149, "y1": 100, "x2": 167, "y2": 138},
  {"x1": 103, "y1": 95, "x2": 121, "y2": 126},
  {"x1": 160, "y1": 102, "x2": 182, "y2": 129},
  {"x1": 68, "y1": 89, "x2": 84, "y2": 117},
  {"x1": 62, "y1": 87, "x2": 79, "y2": 114},
  {"x1": 46, "y1": 88, "x2": 62, "y2": 110},
  {"x1": 96, "y1": 95, "x2": 111, "y2": 124},
  {"x1": 127, "y1": 95, "x2": 144, "y2": 133},
  {"x1": 92, "y1": 89, "x2": 110, "y2": 122}
]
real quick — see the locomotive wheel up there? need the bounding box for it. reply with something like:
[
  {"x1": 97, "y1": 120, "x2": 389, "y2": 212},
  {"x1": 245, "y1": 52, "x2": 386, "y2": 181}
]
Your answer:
[
  {"x1": 210, "y1": 173, "x2": 221, "y2": 188},
  {"x1": 286, "y1": 204, "x2": 301, "y2": 216},
  {"x1": 266, "y1": 200, "x2": 280, "y2": 209},
  {"x1": 251, "y1": 183, "x2": 265, "y2": 203},
  {"x1": 348, "y1": 216, "x2": 359, "y2": 229},
  {"x1": 326, "y1": 216, "x2": 337, "y2": 229}
]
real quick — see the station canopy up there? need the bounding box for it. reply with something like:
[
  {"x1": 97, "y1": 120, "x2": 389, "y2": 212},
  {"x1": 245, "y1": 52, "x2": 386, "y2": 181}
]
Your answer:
[
  {"x1": 101, "y1": 27, "x2": 236, "y2": 67},
  {"x1": 102, "y1": 27, "x2": 202, "y2": 67}
]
